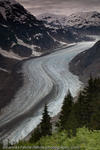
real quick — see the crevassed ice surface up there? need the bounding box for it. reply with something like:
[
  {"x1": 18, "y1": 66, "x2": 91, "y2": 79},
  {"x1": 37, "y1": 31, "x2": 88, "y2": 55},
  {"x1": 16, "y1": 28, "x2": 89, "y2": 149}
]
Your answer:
[{"x1": 0, "y1": 40, "x2": 97, "y2": 144}]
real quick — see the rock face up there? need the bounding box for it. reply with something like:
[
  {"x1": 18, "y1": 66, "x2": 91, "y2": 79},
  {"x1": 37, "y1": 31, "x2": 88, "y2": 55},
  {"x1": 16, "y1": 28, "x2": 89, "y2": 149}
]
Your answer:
[
  {"x1": 38, "y1": 13, "x2": 78, "y2": 43},
  {"x1": 0, "y1": 0, "x2": 58, "y2": 57},
  {"x1": 38, "y1": 11, "x2": 100, "y2": 43},
  {"x1": 0, "y1": 1, "x2": 100, "y2": 57},
  {"x1": 0, "y1": 53, "x2": 22, "y2": 110},
  {"x1": 69, "y1": 41, "x2": 100, "y2": 82},
  {"x1": 67, "y1": 11, "x2": 100, "y2": 32}
]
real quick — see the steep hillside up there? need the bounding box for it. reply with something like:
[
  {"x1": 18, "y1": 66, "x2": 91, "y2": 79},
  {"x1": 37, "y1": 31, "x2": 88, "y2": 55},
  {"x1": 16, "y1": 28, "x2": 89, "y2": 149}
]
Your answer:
[
  {"x1": 0, "y1": 54, "x2": 23, "y2": 110},
  {"x1": 38, "y1": 13, "x2": 79, "y2": 43},
  {"x1": 69, "y1": 40, "x2": 100, "y2": 82},
  {"x1": 38, "y1": 11, "x2": 100, "y2": 43},
  {"x1": 67, "y1": 11, "x2": 100, "y2": 34},
  {"x1": 0, "y1": 0, "x2": 58, "y2": 57}
]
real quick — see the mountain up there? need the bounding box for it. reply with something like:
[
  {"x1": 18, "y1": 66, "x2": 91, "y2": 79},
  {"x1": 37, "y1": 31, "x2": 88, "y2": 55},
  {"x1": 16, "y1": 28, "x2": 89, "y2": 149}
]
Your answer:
[
  {"x1": 0, "y1": 0, "x2": 59, "y2": 109},
  {"x1": 0, "y1": 0, "x2": 59, "y2": 57},
  {"x1": 0, "y1": 1, "x2": 100, "y2": 58},
  {"x1": 67, "y1": 11, "x2": 100, "y2": 35},
  {"x1": 38, "y1": 11, "x2": 100, "y2": 28},
  {"x1": 38, "y1": 11, "x2": 100, "y2": 43},
  {"x1": 69, "y1": 41, "x2": 100, "y2": 82},
  {"x1": 38, "y1": 13, "x2": 78, "y2": 43},
  {"x1": 0, "y1": 53, "x2": 22, "y2": 110}
]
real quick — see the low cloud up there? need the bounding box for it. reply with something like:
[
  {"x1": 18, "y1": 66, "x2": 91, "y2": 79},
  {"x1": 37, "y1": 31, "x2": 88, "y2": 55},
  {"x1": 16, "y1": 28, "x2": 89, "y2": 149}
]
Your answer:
[{"x1": 19, "y1": 0, "x2": 100, "y2": 16}]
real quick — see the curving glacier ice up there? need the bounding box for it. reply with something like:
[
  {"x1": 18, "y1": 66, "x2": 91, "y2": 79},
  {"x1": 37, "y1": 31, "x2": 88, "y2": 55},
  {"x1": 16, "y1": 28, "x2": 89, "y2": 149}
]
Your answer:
[{"x1": 0, "y1": 40, "x2": 97, "y2": 144}]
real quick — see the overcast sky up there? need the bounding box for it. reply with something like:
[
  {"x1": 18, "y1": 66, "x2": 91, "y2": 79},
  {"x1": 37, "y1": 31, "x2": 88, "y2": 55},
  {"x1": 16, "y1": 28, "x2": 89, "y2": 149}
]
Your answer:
[{"x1": 18, "y1": 0, "x2": 100, "y2": 16}]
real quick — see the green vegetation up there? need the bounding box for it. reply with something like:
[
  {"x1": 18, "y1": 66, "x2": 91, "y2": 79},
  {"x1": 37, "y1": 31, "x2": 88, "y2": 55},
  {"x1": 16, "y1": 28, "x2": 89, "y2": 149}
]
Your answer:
[
  {"x1": 75, "y1": 76, "x2": 100, "y2": 129},
  {"x1": 2, "y1": 128, "x2": 100, "y2": 150},
  {"x1": 34, "y1": 127, "x2": 100, "y2": 150},
  {"x1": 40, "y1": 104, "x2": 52, "y2": 136},
  {"x1": 57, "y1": 90, "x2": 73, "y2": 131},
  {"x1": 1, "y1": 77, "x2": 100, "y2": 150},
  {"x1": 30, "y1": 104, "x2": 52, "y2": 142}
]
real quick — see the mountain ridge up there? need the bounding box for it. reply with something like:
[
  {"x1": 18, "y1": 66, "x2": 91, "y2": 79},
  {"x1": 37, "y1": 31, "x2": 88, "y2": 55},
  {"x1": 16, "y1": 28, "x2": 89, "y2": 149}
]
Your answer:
[
  {"x1": 38, "y1": 11, "x2": 100, "y2": 43},
  {"x1": 0, "y1": 0, "x2": 59, "y2": 58},
  {"x1": 69, "y1": 40, "x2": 100, "y2": 82}
]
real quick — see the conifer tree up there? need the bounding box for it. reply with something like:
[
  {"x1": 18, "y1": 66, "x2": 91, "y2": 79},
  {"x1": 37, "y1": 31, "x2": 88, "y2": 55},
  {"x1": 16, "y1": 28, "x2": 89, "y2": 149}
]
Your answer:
[
  {"x1": 76, "y1": 91, "x2": 92, "y2": 127},
  {"x1": 58, "y1": 90, "x2": 73, "y2": 130},
  {"x1": 65, "y1": 106, "x2": 78, "y2": 137},
  {"x1": 82, "y1": 77, "x2": 96, "y2": 127},
  {"x1": 41, "y1": 104, "x2": 52, "y2": 136},
  {"x1": 90, "y1": 107, "x2": 100, "y2": 130},
  {"x1": 30, "y1": 126, "x2": 41, "y2": 143},
  {"x1": 76, "y1": 77, "x2": 100, "y2": 128},
  {"x1": 75, "y1": 92, "x2": 86, "y2": 127}
]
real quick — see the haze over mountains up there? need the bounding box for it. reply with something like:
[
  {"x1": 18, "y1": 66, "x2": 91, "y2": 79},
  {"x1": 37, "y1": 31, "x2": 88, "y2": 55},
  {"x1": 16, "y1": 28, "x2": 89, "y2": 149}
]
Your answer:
[
  {"x1": 20, "y1": 0, "x2": 100, "y2": 16},
  {"x1": 38, "y1": 12, "x2": 100, "y2": 43},
  {"x1": 0, "y1": 0, "x2": 100, "y2": 58},
  {"x1": 38, "y1": 11, "x2": 100, "y2": 29}
]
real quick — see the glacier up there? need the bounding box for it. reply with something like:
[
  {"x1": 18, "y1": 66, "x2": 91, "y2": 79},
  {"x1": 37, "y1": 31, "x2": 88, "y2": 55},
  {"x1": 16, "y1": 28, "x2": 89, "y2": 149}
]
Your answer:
[{"x1": 0, "y1": 39, "x2": 97, "y2": 144}]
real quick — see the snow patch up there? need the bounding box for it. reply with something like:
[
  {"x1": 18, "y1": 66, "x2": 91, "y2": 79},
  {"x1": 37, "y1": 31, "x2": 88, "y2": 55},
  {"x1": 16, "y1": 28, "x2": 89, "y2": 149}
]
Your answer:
[
  {"x1": 0, "y1": 48, "x2": 22, "y2": 60},
  {"x1": 38, "y1": 11, "x2": 100, "y2": 29},
  {"x1": 34, "y1": 33, "x2": 43, "y2": 40}
]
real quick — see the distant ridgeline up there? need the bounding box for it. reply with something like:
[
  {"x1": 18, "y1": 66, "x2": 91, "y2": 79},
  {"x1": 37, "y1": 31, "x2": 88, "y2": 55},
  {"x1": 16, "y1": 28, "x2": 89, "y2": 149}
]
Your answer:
[{"x1": 0, "y1": 0, "x2": 100, "y2": 58}]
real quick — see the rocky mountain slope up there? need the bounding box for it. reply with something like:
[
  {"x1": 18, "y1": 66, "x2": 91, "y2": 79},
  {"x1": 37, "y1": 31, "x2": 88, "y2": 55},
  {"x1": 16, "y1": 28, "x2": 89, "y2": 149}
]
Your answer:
[
  {"x1": 69, "y1": 40, "x2": 100, "y2": 82},
  {"x1": 38, "y1": 11, "x2": 100, "y2": 43},
  {"x1": 0, "y1": 0, "x2": 59, "y2": 57},
  {"x1": 0, "y1": 54, "x2": 23, "y2": 110},
  {"x1": 0, "y1": 0, "x2": 60, "y2": 111},
  {"x1": 38, "y1": 13, "x2": 79, "y2": 43},
  {"x1": 0, "y1": 0, "x2": 100, "y2": 58}
]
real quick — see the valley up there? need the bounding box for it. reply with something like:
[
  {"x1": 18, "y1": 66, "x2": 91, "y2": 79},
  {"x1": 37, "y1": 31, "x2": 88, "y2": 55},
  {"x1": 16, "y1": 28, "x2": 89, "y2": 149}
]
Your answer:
[
  {"x1": 0, "y1": 0, "x2": 100, "y2": 147},
  {"x1": 0, "y1": 39, "x2": 97, "y2": 144}
]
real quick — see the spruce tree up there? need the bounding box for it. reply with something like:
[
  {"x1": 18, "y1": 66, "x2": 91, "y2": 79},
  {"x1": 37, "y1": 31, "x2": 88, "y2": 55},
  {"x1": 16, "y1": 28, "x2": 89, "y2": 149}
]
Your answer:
[
  {"x1": 90, "y1": 107, "x2": 100, "y2": 130},
  {"x1": 76, "y1": 91, "x2": 92, "y2": 127},
  {"x1": 82, "y1": 77, "x2": 96, "y2": 127},
  {"x1": 76, "y1": 92, "x2": 86, "y2": 127},
  {"x1": 65, "y1": 106, "x2": 78, "y2": 137},
  {"x1": 40, "y1": 104, "x2": 52, "y2": 137},
  {"x1": 90, "y1": 93, "x2": 100, "y2": 130},
  {"x1": 76, "y1": 77, "x2": 100, "y2": 129},
  {"x1": 58, "y1": 90, "x2": 73, "y2": 130},
  {"x1": 30, "y1": 126, "x2": 41, "y2": 143}
]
